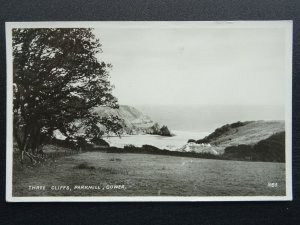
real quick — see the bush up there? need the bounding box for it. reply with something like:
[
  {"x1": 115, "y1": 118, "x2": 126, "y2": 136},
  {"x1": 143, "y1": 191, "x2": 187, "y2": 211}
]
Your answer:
[
  {"x1": 196, "y1": 121, "x2": 249, "y2": 144},
  {"x1": 50, "y1": 138, "x2": 77, "y2": 149},
  {"x1": 230, "y1": 121, "x2": 245, "y2": 128},
  {"x1": 74, "y1": 162, "x2": 95, "y2": 170},
  {"x1": 91, "y1": 137, "x2": 109, "y2": 147},
  {"x1": 76, "y1": 137, "x2": 94, "y2": 150},
  {"x1": 109, "y1": 158, "x2": 122, "y2": 162}
]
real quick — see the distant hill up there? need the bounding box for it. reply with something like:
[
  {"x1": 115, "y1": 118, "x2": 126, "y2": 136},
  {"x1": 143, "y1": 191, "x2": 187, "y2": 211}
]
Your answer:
[
  {"x1": 188, "y1": 120, "x2": 285, "y2": 162},
  {"x1": 94, "y1": 105, "x2": 171, "y2": 135}
]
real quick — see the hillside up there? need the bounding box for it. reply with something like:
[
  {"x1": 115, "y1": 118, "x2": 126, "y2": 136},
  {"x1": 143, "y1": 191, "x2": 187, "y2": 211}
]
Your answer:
[
  {"x1": 188, "y1": 120, "x2": 285, "y2": 162},
  {"x1": 196, "y1": 121, "x2": 284, "y2": 147},
  {"x1": 93, "y1": 105, "x2": 170, "y2": 135},
  {"x1": 222, "y1": 132, "x2": 285, "y2": 162}
]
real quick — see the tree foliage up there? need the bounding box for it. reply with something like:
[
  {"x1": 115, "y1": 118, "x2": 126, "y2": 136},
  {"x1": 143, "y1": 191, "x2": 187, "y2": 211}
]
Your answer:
[{"x1": 13, "y1": 28, "x2": 122, "y2": 158}]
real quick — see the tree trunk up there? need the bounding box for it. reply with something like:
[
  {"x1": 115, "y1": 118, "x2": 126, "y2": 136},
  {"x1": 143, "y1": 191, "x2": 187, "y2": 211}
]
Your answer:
[{"x1": 14, "y1": 122, "x2": 42, "y2": 164}]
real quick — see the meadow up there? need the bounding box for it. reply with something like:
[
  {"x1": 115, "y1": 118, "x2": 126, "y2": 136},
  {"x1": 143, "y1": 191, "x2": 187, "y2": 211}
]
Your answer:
[{"x1": 13, "y1": 151, "x2": 286, "y2": 197}]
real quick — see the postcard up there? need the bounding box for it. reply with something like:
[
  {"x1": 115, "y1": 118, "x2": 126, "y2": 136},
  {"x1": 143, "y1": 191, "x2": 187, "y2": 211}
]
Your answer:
[{"x1": 6, "y1": 21, "x2": 293, "y2": 201}]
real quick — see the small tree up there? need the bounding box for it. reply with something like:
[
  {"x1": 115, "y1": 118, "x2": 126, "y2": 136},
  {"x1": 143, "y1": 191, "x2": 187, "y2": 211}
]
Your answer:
[{"x1": 12, "y1": 28, "x2": 121, "y2": 162}]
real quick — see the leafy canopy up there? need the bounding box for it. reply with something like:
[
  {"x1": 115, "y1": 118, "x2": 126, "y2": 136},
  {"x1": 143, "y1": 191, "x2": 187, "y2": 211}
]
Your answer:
[{"x1": 13, "y1": 28, "x2": 122, "y2": 151}]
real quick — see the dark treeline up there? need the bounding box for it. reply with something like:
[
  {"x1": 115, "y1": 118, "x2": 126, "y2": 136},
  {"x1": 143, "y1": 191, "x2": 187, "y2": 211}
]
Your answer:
[
  {"x1": 89, "y1": 131, "x2": 285, "y2": 163},
  {"x1": 44, "y1": 131, "x2": 285, "y2": 163},
  {"x1": 97, "y1": 145, "x2": 220, "y2": 160}
]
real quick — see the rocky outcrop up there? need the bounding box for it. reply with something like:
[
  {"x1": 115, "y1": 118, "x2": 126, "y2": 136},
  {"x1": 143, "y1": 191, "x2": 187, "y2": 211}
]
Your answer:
[{"x1": 93, "y1": 105, "x2": 171, "y2": 135}]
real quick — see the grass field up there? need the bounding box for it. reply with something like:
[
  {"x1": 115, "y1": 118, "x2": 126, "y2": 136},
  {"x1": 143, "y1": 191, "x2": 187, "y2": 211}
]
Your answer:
[{"x1": 13, "y1": 152, "x2": 286, "y2": 197}]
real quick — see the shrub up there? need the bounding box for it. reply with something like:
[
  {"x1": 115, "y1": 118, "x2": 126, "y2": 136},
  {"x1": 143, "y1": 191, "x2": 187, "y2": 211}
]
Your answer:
[
  {"x1": 74, "y1": 162, "x2": 95, "y2": 170},
  {"x1": 230, "y1": 121, "x2": 245, "y2": 128},
  {"x1": 187, "y1": 139, "x2": 196, "y2": 143},
  {"x1": 197, "y1": 121, "x2": 249, "y2": 144},
  {"x1": 76, "y1": 137, "x2": 94, "y2": 150},
  {"x1": 91, "y1": 137, "x2": 109, "y2": 147},
  {"x1": 109, "y1": 158, "x2": 122, "y2": 161}
]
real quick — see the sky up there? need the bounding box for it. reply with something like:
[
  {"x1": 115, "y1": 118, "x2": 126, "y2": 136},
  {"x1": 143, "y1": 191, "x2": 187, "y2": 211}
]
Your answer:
[{"x1": 93, "y1": 24, "x2": 289, "y2": 106}]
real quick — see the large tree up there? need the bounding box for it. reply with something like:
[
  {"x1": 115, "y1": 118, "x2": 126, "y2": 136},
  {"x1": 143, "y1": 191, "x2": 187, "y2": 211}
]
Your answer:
[{"x1": 13, "y1": 28, "x2": 122, "y2": 161}]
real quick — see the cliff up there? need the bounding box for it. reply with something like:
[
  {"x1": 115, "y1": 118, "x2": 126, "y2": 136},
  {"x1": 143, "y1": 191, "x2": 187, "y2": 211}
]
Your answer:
[{"x1": 93, "y1": 105, "x2": 171, "y2": 135}]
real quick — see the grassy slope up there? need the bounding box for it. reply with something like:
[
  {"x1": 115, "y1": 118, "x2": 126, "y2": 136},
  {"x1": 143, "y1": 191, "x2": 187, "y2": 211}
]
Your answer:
[
  {"x1": 192, "y1": 120, "x2": 285, "y2": 162},
  {"x1": 12, "y1": 120, "x2": 287, "y2": 196},
  {"x1": 197, "y1": 121, "x2": 285, "y2": 153},
  {"x1": 223, "y1": 132, "x2": 285, "y2": 162},
  {"x1": 13, "y1": 151, "x2": 286, "y2": 197}
]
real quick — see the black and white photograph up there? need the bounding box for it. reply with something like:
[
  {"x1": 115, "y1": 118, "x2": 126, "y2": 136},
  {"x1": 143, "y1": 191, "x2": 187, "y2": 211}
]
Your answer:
[{"x1": 5, "y1": 21, "x2": 292, "y2": 201}]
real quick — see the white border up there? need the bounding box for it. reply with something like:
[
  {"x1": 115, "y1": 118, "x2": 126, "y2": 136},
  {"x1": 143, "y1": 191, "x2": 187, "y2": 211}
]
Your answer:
[{"x1": 5, "y1": 21, "x2": 293, "y2": 202}]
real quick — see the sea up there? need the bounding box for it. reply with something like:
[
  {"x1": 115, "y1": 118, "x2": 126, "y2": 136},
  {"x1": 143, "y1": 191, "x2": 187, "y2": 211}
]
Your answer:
[
  {"x1": 103, "y1": 130, "x2": 209, "y2": 150},
  {"x1": 104, "y1": 104, "x2": 284, "y2": 150}
]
